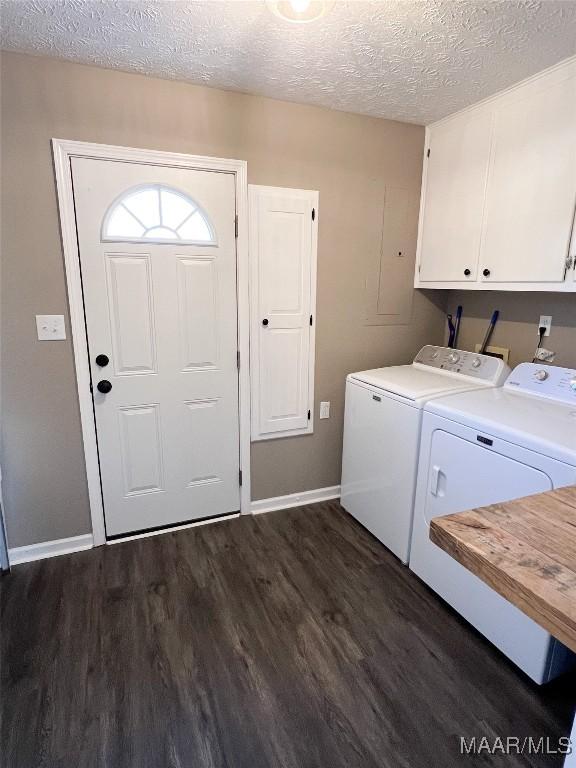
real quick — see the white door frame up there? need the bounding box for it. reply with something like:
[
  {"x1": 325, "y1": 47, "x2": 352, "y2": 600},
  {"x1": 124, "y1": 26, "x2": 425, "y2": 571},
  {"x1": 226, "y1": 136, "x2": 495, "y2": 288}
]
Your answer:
[{"x1": 52, "y1": 139, "x2": 251, "y2": 546}]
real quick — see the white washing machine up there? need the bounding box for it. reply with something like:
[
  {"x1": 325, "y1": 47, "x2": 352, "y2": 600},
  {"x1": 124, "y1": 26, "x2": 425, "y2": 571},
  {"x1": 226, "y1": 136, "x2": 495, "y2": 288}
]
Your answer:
[
  {"x1": 340, "y1": 346, "x2": 510, "y2": 564},
  {"x1": 409, "y1": 362, "x2": 576, "y2": 684}
]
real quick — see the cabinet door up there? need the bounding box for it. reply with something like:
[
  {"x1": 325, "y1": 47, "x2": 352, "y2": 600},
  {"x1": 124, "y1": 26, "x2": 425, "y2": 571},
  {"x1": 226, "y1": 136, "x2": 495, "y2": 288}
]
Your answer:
[
  {"x1": 480, "y1": 71, "x2": 576, "y2": 283},
  {"x1": 418, "y1": 110, "x2": 492, "y2": 283},
  {"x1": 249, "y1": 185, "x2": 318, "y2": 440}
]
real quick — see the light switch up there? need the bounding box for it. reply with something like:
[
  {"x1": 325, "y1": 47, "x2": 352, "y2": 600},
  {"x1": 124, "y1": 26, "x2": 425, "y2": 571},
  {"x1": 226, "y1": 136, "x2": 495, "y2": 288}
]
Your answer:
[
  {"x1": 320, "y1": 401, "x2": 330, "y2": 419},
  {"x1": 36, "y1": 315, "x2": 66, "y2": 341}
]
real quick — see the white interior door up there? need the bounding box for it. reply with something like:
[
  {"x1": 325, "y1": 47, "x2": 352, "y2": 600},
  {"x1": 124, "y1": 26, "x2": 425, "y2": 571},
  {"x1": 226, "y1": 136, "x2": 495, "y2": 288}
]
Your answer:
[
  {"x1": 72, "y1": 157, "x2": 240, "y2": 537},
  {"x1": 249, "y1": 185, "x2": 317, "y2": 440}
]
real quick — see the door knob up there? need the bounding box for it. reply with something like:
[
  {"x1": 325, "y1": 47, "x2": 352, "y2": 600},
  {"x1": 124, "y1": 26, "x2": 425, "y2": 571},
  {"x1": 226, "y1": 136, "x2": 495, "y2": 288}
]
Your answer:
[
  {"x1": 95, "y1": 354, "x2": 109, "y2": 367},
  {"x1": 483, "y1": 268, "x2": 491, "y2": 277},
  {"x1": 262, "y1": 318, "x2": 269, "y2": 326},
  {"x1": 97, "y1": 380, "x2": 112, "y2": 394}
]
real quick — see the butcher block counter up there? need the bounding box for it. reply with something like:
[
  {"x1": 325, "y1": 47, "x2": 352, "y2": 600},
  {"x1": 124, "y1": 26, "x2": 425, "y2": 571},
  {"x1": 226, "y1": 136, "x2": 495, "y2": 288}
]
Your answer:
[{"x1": 429, "y1": 486, "x2": 576, "y2": 655}]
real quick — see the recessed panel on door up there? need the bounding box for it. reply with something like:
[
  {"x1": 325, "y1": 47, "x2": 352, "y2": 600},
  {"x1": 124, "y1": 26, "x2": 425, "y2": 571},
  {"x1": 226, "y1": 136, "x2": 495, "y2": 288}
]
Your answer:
[
  {"x1": 177, "y1": 257, "x2": 219, "y2": 371},
  {"x1": 262, "y1": 210, "x2": 304, "y2": 315},
  {"x1": 106, "y1": 254, "x2": 156, "y2": 375},
  {"x1": 184, "y1": 398, "x2": 222, "y2": 488},
  {"x1": 260, "y1": 328, "x2": 306, "y2": 431},
  {"x1": 119, "y1": 404, "x2": 164, "y2": 496}
]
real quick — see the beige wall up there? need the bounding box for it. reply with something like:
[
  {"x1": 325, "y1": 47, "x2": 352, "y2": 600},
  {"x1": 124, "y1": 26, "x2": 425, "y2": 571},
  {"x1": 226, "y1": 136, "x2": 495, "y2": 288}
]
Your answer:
[
  {"x1": 1, "y1": 52, "x2": 445, "y2": 548},
  {"x1": 446, "y1": 291, "x2": 576, "y2": 369}
]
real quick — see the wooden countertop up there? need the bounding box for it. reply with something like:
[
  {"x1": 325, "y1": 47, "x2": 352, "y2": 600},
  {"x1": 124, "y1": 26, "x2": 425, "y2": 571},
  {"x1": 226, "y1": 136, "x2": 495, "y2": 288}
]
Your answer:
[{"x1": 429, "y1": 486, "x2": 576, "y2": 654}]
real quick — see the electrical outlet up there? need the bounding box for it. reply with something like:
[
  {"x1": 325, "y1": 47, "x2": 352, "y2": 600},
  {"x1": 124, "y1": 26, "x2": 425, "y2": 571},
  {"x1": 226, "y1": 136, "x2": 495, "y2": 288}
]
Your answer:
[
  {"x1": 538, "y1": 316, "x2": 552, "y2": 337},
  {"x1": 36, "y1": 314, "x2": 66, "y2": 340},
  {"x1": 319, "y1": 401, "x2": 330, "y2": 419},
  {"x1": 534, "y1": 348, "x2": 556, "y2": 362}
]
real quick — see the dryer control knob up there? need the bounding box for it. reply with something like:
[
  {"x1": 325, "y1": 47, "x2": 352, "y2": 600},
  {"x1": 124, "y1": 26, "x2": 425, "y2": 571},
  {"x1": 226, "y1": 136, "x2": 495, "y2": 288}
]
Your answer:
[
  {"x1": 534, "y1": 370, "x2": 549, "y2": 381},
  {"x1": 569, "y1": 378, "x2": 576, "y2": 391},
  {"x1": 471, "y1": 358, "x2": 482, "y2": 368},
  {"x1": 448, "y1": 352, "x2": 460, "y2": 363}
]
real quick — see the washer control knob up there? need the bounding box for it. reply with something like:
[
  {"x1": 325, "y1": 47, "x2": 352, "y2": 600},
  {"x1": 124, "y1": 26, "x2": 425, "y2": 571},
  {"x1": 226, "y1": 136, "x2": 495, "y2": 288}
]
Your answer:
[
  {"x1": 534, "y1": 369, "x2": 549, "y2": 382},
  {"x1": 569, "y1": 378, "x2": 576, "y2": 392},
  {"x1": 471, "y1": 358, "x2": 482, "y2": 368},
  {"x1": 431, "y1": 349, "x2": 439, "y2": 359},
  {"x1": 448, "y1": 352, "x2": 460, "y2": 363}
]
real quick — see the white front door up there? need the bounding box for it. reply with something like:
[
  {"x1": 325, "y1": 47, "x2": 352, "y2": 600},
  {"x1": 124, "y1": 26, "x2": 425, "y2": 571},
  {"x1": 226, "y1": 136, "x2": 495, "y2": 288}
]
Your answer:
[{"x1": 71, "y1": 158, "x2": 240, "y2": 537}]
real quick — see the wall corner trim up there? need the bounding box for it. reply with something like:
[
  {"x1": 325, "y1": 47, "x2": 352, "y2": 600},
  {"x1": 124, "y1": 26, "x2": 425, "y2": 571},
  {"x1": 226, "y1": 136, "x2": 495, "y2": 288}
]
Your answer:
[
  {"x1": 250, "y1": 485, "x2": 341, "y2": 515},
  {"x1": 8, "y1": 533, "x2": 94, "y2": 566}
]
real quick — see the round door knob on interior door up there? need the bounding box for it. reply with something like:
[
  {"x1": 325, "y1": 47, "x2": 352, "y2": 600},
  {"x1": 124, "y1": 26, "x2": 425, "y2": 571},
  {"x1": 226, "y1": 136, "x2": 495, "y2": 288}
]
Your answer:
[
  {"x1": 482, "y1": 268, "x2": 491, "y2": 277},
  {"x1": 534, "y1": 370, "x2": 548, "y2": 382},
  {"x1": 95, "y1": 354, "x2": 109, "y2": 367},
  {"x1": 262, "y1": 318, "x2": 269, "y2": 326},
  {"x1": 464, "y1": 269, "x2": 471, "y2": 277},
  {"x1": 97, "y1": 380, "x2": 112, "y2": 394}
]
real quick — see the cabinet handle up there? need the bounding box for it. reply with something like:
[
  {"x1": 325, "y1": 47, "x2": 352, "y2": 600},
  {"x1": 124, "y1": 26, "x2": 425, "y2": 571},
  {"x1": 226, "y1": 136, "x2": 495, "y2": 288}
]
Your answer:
[
  {"x1": 464, "y1": 269, "x2": 471, "y2": 277},
  {"x1": 262, "y1": 318, "x2": 269, "y2": 326},
  {"x1": 483, "y1": 268, "x2": 491, "y2": 277}
]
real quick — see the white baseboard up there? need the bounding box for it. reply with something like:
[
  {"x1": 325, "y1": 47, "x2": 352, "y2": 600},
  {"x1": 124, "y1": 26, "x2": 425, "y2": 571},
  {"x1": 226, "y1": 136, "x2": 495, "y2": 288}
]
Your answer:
[
  {"x1": 250, "y1": 485, "x2": 341, "y2": 515},
  {"x1": 7, "y1": 489, "x2": 340, "y2": 564},
  {"x1": 9, "y1": 533, "x2": 94, "y2": 566}
]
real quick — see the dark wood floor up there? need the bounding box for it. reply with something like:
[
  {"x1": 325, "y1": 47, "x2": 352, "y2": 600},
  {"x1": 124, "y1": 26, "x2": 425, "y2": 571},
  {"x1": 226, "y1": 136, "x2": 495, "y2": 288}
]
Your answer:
[{"x1": 2, "y1": 501, "x2": 574, "y2": 767}]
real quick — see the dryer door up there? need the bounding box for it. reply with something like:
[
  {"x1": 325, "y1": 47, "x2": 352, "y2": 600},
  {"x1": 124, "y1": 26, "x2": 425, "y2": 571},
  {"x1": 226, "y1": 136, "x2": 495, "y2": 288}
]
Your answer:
[
  {"x1": 423, "y1": 430, "x2": 552, "y2": 524},
  {"x1": 411, "y1": 428, "x2": 558, "y2": 683}
]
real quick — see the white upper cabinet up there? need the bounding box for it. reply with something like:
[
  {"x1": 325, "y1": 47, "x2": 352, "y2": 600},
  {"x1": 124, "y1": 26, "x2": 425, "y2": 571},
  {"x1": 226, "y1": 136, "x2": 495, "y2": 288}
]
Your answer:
[
  {"x1": 415, "y1": 56, "x2": 576, "y2": 292},
  {"x1": 480, "y1": 71, "x2": 576, "y2": 284},
  {"x1": 418, "y1": 110, "x2": 492, "y2": 284},
  {"x1": 249, "y1": 185, "x2": 318, "y2": 441}
]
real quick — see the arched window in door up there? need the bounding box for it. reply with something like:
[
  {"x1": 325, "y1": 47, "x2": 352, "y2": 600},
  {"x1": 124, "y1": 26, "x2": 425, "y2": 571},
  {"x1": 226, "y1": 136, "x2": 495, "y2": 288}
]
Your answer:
[{"x1": 102, "y1": 184, "x2": 216, "y2": 245}]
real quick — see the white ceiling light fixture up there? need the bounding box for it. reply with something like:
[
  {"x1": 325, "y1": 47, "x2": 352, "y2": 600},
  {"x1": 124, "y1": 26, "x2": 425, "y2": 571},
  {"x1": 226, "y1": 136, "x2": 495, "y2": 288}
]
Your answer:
[{"x1": 267, "y1": 0, "x2": 334, "y2": 24}]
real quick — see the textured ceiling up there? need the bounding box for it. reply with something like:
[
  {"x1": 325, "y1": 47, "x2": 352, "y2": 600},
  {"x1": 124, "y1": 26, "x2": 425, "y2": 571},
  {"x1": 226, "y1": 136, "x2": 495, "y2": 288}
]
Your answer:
[{"x1": 1, "y1": 0, "x2": 576, "y2": 124}]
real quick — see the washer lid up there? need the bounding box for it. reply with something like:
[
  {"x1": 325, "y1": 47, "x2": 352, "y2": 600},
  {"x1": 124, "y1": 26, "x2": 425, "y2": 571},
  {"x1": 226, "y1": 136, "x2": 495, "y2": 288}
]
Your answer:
[
  {"x1": 426, "y1": 387, "x2": 576, "y2": 465},
  {"x1": 348, "y1": 365, "x2": 490, "y2": 403}
]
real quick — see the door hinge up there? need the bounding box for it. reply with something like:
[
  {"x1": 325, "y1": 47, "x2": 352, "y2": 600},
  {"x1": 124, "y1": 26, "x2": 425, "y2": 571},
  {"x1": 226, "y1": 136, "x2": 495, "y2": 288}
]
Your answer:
[
  {"x1": 239, "y1": 469, "x2": 243, "y2": 486},
  {"x1": 312, "y1": 208, "x2": 316, "y2": 222},
  {"x1": 234, "y1": 214, "x2": 238, "y2": 238},
  {"x1": 426, "y1": 148, "x2": 430, "y2": 158},
  {"x1": 309, "y1": 314, "x2": 313, "y2": 326},
  {"x1": 564, "y1": 254, "x2": 575, "y2": 279},
  {"x1": 237, "y1": 350, "x2": 240, "y2": 369},
  {"x1": 307, "y1": 409, "x2": 311, "y2": 420}
]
